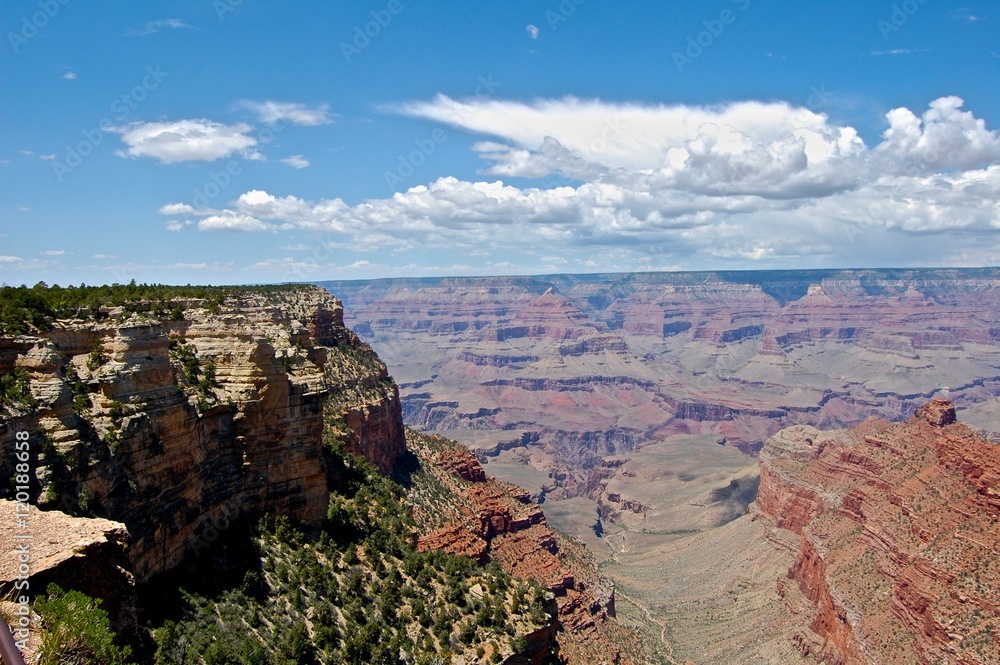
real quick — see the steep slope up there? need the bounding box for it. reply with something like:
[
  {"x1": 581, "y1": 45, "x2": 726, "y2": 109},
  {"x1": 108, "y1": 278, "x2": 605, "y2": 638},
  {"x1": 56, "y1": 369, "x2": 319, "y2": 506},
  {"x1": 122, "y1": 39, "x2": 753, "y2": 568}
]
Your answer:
[
  {"x1": 0, "y1": 284, "x2": 636, "y2": 664},
  {"x1": 756, "y1": 399, "x2": 1000, "y2": 664},
  {"x1": 403, "y1": 430, "x2": 645, "y2": 665}
]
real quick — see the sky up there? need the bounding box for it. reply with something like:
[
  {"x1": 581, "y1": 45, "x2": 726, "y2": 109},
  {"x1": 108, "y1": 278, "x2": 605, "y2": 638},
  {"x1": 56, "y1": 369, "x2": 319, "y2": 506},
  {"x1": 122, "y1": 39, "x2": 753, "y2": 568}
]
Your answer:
[{"x1": 2, "y1": 0, "x2": 999, "y2": 286}]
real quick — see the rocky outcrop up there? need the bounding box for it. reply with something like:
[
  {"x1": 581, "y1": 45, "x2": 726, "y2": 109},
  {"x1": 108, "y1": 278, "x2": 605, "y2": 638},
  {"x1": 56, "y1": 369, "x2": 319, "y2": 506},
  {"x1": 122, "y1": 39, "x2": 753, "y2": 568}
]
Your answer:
[
  {"x1": 408, "y1": 432, "x2": 637, "y2": 665},
  {"x1": 756, "y1": 401, "x2": 1000, "y2": 664},
  {"x1": 0, "y1": 500, "x2": 138, "y2": 647},
  {"x1": 0, "y1": 287, "x2": 405, "y2": 582}
]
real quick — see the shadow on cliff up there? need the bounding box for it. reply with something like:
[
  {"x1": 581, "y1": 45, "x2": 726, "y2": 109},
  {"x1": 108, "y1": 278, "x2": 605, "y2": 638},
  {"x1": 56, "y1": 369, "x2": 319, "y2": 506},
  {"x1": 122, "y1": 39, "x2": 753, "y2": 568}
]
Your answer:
[
  {"x1": 388, "y1": 449, "x2": 421, "y2": 488},
  {"x1": 708, "y1": 473, "x2": 761, "y2": 526},
  {"x1": 137, "y1": 517, "x2": 267, "y2": 626}
]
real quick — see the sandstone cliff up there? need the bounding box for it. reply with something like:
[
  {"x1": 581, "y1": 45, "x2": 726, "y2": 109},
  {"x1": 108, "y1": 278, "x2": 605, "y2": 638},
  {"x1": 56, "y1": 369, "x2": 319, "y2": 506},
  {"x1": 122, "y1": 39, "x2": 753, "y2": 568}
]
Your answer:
[
  {"x1": 756, "y1": 399, "x2": 1000, "y2": 664},
  {"x1": 0, "y1": 286, "x2": 405, "y2": 581}
]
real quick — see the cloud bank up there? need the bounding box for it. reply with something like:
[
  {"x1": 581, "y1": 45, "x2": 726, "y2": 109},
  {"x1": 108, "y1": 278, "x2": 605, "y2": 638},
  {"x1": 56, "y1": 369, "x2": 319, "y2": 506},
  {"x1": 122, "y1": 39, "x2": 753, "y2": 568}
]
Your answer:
[{"x1": 160, "y1": 95, "x2": 1000, "y2": 270}]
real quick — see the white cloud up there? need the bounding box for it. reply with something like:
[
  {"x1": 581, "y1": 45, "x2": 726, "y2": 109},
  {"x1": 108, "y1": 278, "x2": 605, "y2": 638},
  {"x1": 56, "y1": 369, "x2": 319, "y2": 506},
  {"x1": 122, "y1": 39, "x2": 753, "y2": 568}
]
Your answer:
[
  {"x1": 127, "y1": 19, "x2": 194, "y2": 36},
  {"x1": 42, "y1": 250, "x2": 65, "y2": 256},
  {"x1": 526, "y1": 24, "x2": 540, "y2": 39},
  {"x1": 875, "y1": 96, "x2": 1000, "y2": 174},
  {"x1": 114, "y1": 120, "x2": 258, "y2": 163},
  {"x1": 39, "y1": 154, "x2": 56, "y2": 160},
  {"x1": 392, "y1": 96, "x2": 867, "y2": 190},
  {"x1": 239, "y1": 101, "x2": 333, "y2": 126},
  {"x1": 61, "y1": 71, "x2": 77, "y2": 80},
  {"x1": 154, "y1": 96, "x2": 1000, "y2": 269},
  {"x1": 197, "y1": 212, "x2": 273, "y2": 233},
  {"x1": 17, "y1": 206, "x2": 30, "y2": 212},
  {"x1": 159, "y1": 203, "x2": 196, "y2": 215},
  {"x1": 280, "y1": 155, "x2": 310, "y2": 169}
]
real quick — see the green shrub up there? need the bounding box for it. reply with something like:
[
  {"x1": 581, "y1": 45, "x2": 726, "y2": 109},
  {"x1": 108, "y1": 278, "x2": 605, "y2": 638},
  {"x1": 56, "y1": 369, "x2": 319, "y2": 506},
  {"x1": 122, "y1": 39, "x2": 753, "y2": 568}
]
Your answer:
[
  {"x1": 0, "y1": 367, "x2": 36, "y2": 410},
  {"x1": 34, "y1": 584, "x2": 133, "y2": 665},
  {"x1": 87, "y1": 339, "x2": 107, "y2": 372}
]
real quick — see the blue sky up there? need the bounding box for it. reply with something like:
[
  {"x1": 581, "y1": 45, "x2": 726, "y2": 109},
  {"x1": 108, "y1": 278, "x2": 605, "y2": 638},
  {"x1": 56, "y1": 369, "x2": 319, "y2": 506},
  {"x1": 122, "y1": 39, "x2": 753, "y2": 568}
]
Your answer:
[{"x1": 2, "y1": 0, "x2": 999, "y2": 286}]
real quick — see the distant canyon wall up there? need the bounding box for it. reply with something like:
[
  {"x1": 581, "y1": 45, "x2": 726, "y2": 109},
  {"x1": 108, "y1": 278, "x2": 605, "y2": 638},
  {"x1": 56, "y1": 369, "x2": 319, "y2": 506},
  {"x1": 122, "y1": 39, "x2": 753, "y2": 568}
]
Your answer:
[{"x1": 319, "y1": 269, "x2": 1000, "y2": 496}]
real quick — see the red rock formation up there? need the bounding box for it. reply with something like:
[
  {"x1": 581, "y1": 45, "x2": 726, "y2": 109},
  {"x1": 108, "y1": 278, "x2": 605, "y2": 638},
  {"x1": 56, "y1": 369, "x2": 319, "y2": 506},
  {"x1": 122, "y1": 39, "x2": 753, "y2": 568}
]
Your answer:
[
  {"x1": 409, "y1": 432, "x2": 636, "y2": 665},
  {"x1": 756, "y1": 401, "x2": 1000, "y2": 664}
]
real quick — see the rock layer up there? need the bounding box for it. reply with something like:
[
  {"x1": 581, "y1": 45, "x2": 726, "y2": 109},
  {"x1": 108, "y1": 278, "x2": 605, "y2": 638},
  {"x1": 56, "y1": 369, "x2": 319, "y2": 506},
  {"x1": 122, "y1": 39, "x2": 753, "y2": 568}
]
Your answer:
[
  {"x1": 408, "y1": 431, "x2": 639, "y2": 665},
  {"x1": 320, "y1": 269, "x2": 1000, "y2": 499},
  {"x1": 756, "y1": 400, "x2": 1000, "y2": 664},
  {"x1": 0, "y1": 287, "x2": 405, "y2": 581}
]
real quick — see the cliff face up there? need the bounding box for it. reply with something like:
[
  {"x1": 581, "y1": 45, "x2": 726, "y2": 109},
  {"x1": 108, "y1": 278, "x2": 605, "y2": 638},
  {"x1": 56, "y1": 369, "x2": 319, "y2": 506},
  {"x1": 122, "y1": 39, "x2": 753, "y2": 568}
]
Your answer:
[
  {"x1": 756, "y1": 400, "x2": 1000, "y2": 664},
  {"x1": 0, "y1": 287, "x2": 405, "y2": 581}
]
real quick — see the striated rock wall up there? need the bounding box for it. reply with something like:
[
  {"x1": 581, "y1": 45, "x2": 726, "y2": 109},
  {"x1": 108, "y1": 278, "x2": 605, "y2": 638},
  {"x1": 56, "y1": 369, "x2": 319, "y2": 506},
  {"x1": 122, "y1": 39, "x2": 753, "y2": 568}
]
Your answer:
[
  {"x1": 321, "y1": 269, "x2": 1000, "y2": 497},
  {"x1": 756, "y1": 400, "x2": 1000, "y2": 664},
  {"x1": 0, "y1": 287, "x2": 405, "y2": 581}
]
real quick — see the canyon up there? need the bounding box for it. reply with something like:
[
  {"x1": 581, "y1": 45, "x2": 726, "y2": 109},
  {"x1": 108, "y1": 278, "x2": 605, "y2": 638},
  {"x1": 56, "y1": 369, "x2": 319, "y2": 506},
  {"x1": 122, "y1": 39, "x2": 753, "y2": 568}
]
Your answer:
[
  {"x1": 0, "y1": 285, "x2": 633, "y2": 663},
  {"x1": 318, "y1": 268, "x2": 1000, "y2": 662},
  {"x1": 3, "y1": 274, "x2": 1000, "y2": 662},
  {"x1": 319, "y1": 268, "x2": 1000, "y2": 503}
]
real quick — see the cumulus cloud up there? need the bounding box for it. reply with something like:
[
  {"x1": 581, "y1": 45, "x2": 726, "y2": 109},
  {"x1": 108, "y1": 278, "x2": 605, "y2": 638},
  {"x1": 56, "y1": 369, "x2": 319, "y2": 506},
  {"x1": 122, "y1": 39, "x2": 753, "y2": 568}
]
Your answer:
[
  {"x1": 61, "y1": 70, "x2": 77, "y2": 80},
  {"x1": 526, "y1": 24, "x2": 540, "y2": 39},
  {"x1": 239, "y1": 100, "x2": 333, "y2": 126},
  {"x1": 875, "y1": 96, "x2": 1000, "y2": 173},
  {"x1": 197, "y1": 212, "x2": 273, "y2": 233},
  {"x1": 159, "y1": 203, "x2": 196, "y2": 215},
  {"x1": 114, "y1": 120, "x2": 258, "y2": 163},
  {"x1": 280, "y1": 155, "x2": 310, "y2": 169},
  {"x1": 158, "y1": 96, "x2": 1000, "y2": 268}
]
